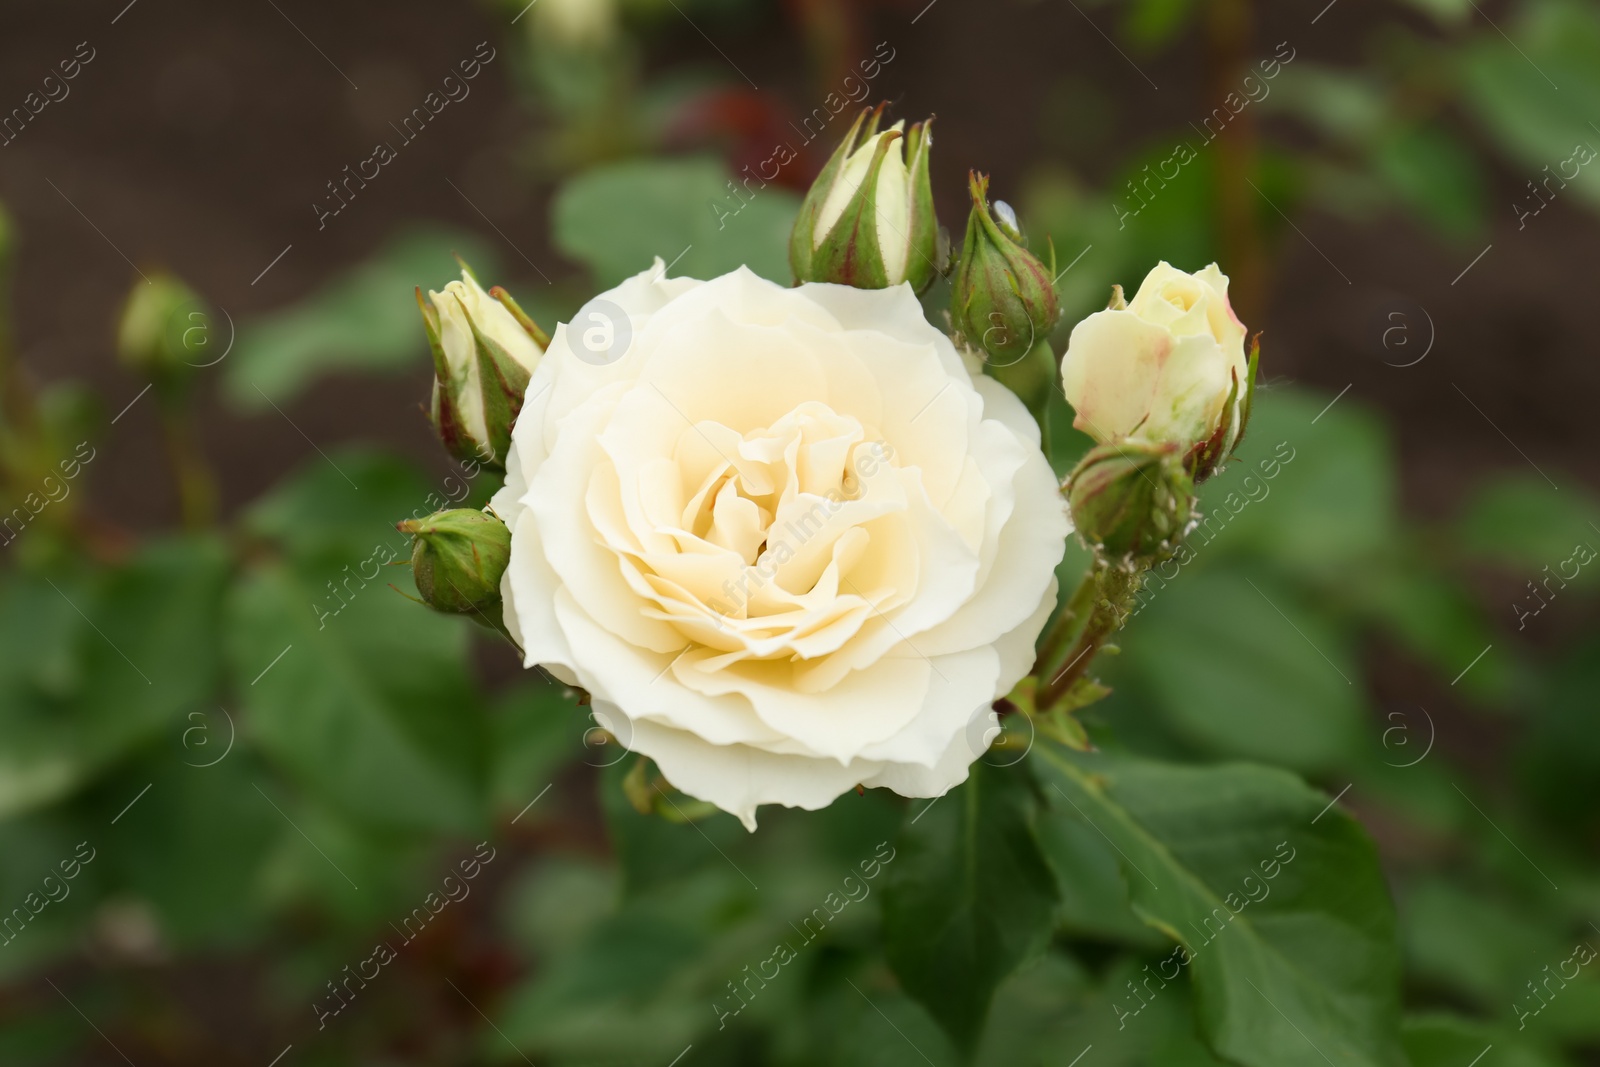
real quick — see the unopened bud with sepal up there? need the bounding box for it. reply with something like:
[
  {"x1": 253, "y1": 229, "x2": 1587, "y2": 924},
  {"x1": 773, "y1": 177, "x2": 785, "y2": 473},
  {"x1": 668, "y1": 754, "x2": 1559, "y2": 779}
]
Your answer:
[
  {"x1": 398, "y1": 507, "x2": 511, "y2": 621},
  {"x1": 950, "y1": 171, "x2": 1061, "y2": 365},
  {"x1": 1067, "y1": 439, "x2": 1195, "y2": 563},
  {"x1": 116, "y1": 272, "x2": 207, "y2": 386},
  {"x1": 789, "y1": 105, "x2": 940, "y2": 293},
  {"x1": 420, "y1": 258, "x2": 547, "y2": 468}
]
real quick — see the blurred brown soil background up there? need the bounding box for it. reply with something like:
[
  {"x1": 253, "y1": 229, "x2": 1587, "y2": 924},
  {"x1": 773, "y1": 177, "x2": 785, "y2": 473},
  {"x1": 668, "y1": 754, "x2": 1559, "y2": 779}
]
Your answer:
[{"x1": 2, "y1": 0, "x2": 1595, "y2": 538}]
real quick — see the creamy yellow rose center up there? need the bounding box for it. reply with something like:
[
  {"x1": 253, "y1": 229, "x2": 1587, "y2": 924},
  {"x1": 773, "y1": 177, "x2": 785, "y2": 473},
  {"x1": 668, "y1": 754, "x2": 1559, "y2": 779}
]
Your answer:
[{"x1": 601, "y1": 398, "x2": 911, "y2": 664}]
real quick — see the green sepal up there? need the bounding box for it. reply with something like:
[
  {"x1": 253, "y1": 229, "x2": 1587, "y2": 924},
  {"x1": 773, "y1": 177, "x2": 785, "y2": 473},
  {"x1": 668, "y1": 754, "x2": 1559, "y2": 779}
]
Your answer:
[
  {"x1": 900, "y1": 118, "x2": 942, "y2": 293},
  {"x1": 490, "y1": 284, "x2": 551, "y2": 349},
  {"x1": 809, "y1": 127, "x2": 902, "y2": 290},
  {"x1": 1186, "y1": 333, "x2": 1260, "y2": 483},
  {"x1": 789, "y1": 104, "x2": 883, "y2": 284},
  {"x1": 622, "y1": 755, "x2": 723, "y2": 823},
  {"x1": 950, "y1": 171, "x2": 1061, "y2": 364},
  {"x1": 1068, "y1": 439, "x2": 1196, "y2": 562},
  {"x1": 397, "y1": 507, "x2": 511, "y2": 621},
  {"x1": 1236, "y1": 332, "x2": 1262, "y2": 449},
  {"x1": 466, "y1": 311, "x2": 533, "y2": 466},
  {"x1": 418, "y1": 286, "x2": 479, "y2": 466},
  {"x1": 1009, "y1": 675, "x2": 1098, "y2": 752}
]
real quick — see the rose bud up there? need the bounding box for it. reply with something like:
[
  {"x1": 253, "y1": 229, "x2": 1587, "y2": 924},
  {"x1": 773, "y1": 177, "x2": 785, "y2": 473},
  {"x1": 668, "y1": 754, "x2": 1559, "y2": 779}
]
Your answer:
[
  {"x1": 116, "y1": 272, "x2": 207, "y2": 385},
  {"x1": 419, "y1": 259, "x2": 547, "y2": 468},
  {"x1": 1060, "y1": 261, "x2": 1258, "y2": 482},
  {"x1": 789, "y1": 105, "x2": 940, "y2": 293},
  {"x1": 398, "y1": 508, "x2": 511, "y2": 621},
  {"x1": 949, "y1": 171, "x2": 1061, "y2": 365},
  {"x1": 1067, "y1": 439, "x2": 1195, "y2": 563}
]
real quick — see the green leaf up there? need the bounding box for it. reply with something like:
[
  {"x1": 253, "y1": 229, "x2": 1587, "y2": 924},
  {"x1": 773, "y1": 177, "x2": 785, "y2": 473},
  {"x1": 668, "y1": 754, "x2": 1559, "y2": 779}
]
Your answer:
[
  {"x1": 97, "y1": 750, "x2": 284, "y2": 948},
  {"x1": 553, "y1": 157, "x2": 800, "y2": 287},
  {"x1": 0, "y1": 538, "x2": 229, "y2": 818},
  {"x1": 223, "y1": 226, "x2": 496, "y2": 410},
  {"x1": 1269, "y1": 63, "x2": 1388, "y2": 144},
  {"x1": 1121, "y1": 564, "x2": 1365, "y2": 771},
  {"x1": 0, "y1": 812, "x2": 108, "y2": 978},
  {"x1": 1402, "y1": 1013, "x2": 1568, "y2": 1067},
  {"x1": 227, "y1": 560, "x2": 488, "y2": 833},
  {"x1": 1350, "y1": 555, "x2": 1511, "y2": 703},
  {"x1": 500, "y1": 817, "x2": 883, "y2": 1063},
  {"x1": 1399, "y1": 878, "x2": 1561, "y2": 1010},
  {"x1": 490, "y1": 677, "x2": 581, "y2": 817},
  {"x1": 972, "y1": 952, "x2": 1229, "y2": 1067},
  {"x1": 789, "y1": 970, "x2": 961, "y2": 1067},
  {"x1": 243, "y1": 448, "x2": 440, "y2": 566},
  {"x1": 881, "y1": 760, "x2": 1059, "y2": 1055},
  {"x1": 1208, "y1": 386, "x2": 1398, "y2": 574},
  {"x1": 1036, "y1": 806, "x2": 1171, "y2": 949},
  {"x1": 1463, "y1": 1, "x2": 1600, "y2": 214},
  {"x1": 599, "y1": 755, "x2": 751, "y2": 896},
  {"x1": 1372, "y1": 125, "x2": 1486, "y2": 239},
  {"x1": 1456, "y1": 473, "x2": 1600, "y2": 571},
  {"x1": 1035, "y1": 745, "x2": 1407, "y2": 1067},
  {"x1": 1519, "y1": 636, "x2": 1600, "y2": 836}
]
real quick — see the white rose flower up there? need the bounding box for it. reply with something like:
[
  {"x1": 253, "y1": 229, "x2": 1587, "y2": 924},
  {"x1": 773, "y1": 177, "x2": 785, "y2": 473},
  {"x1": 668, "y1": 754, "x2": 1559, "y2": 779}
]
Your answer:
[
  {"x1": 1059, "y1": 261, "x2": 1249, "y2": 452},
  {"x1": 492, "y1": 264, "x2": 1067, "y2": 829}
]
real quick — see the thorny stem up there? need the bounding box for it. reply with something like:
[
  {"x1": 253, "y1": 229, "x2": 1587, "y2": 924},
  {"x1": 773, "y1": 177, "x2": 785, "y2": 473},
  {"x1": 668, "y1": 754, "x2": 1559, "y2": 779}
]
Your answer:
[
  {"x1": 1034, "y1": 563, "x2": 1143, "y2": 710},
  {"x1": 1033, "y1": 564, "x2": 1098, "y2": 676}
]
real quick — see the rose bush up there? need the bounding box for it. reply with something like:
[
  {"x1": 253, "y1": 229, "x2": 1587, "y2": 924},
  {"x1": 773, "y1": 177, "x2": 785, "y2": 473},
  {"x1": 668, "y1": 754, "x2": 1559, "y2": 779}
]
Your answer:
[
  {"x1": 1059, "y1": 261, "x2": 1249, "y2": 452},
  {"x1": 492, "y1": 263, "x2": 1066, "y2": 828}
]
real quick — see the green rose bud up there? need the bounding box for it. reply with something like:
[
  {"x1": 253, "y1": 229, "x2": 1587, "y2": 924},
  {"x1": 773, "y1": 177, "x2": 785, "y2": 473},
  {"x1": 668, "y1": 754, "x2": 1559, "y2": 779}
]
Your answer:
[
  {"x1": 789, "y1": 105, "x2": 940, "y2": 293},
  {"x1": 950, "y1": 171, "x2": 1061, "y2": 365},
  {"x1": 116, "y1": 272, "x2": 207, "y2": 384},
  {"x1": 1067, "y1": 439, "x2": 1195, "y2": 563},
  {"x1": 398, "y1": 508, "x2": 512, "y2": 621},
  {"x1": 419, "y1": 257, "x2": 546, "y2": 468}
]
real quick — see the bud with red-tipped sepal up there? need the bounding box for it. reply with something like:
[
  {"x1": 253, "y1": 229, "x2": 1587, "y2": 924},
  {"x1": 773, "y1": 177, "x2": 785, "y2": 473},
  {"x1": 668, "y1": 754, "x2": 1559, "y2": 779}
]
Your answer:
[
  {"x1": 1066, "y1": 439, "x2": 1195, "y2": 564},
  {"x1": 950, "y1": 171, "x2": 1061, "y2": 365},
  {"x1": 397, "y1": 507, "x2": 511, "y2": 622},
  {"x1": 419, "y1": 258, "x2": 546, "y2": 468},
  {"x1": 790, "y1": 105, "x2": 941, "y2": 293}
]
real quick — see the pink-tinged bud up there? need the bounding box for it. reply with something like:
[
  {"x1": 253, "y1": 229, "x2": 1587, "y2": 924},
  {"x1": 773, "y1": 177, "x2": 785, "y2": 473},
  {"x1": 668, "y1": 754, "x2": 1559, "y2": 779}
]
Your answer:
[{"x1": 1060, "y1": 261, "x2": 1259, "y2": 482}]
